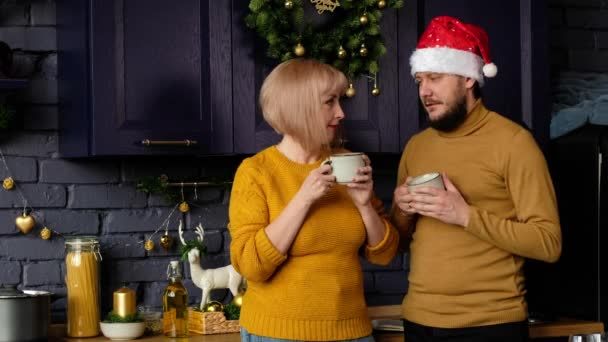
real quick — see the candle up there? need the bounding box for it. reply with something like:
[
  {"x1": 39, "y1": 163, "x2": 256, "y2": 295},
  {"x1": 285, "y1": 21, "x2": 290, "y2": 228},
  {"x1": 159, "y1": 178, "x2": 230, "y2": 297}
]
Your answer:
[{"x1": 113, "y1": 287, "x2": 136, "y2": 317}]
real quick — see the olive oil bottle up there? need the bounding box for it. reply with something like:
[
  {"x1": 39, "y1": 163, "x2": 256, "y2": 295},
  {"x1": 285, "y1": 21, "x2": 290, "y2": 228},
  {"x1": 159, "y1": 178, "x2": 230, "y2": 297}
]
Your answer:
[{"x1": 163, "y1": 260, "x2": 189, "y2": 337}]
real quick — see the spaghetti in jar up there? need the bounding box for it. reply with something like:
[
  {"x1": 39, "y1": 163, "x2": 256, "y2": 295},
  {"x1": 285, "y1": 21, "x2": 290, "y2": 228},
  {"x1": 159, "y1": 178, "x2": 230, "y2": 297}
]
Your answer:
[{"x1": 65, "y1": 236, "x2": 101, "y2": 337}]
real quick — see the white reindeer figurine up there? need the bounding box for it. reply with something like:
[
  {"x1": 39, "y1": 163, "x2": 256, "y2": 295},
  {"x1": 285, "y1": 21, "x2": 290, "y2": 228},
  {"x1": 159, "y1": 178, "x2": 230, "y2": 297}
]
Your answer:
[{"x1": 179, "y1": 222, "x2": 243, "y2": 310}]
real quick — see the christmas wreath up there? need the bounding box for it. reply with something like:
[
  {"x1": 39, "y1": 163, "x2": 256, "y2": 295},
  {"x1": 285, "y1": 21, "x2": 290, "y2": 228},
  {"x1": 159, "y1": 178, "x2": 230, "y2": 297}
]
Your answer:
[{"x1": 246, "y1": 0, "x2": 404, "y2": 96}]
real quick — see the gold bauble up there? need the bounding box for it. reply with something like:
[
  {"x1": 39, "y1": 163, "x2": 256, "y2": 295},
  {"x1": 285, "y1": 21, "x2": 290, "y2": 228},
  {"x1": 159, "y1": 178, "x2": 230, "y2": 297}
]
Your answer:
[
  {"x1": 15, "y1": 214, "x2": 35, "y2": 234},
  {"x1": 232, "y1": 292, "x2": 244, "y2": 307},
  {"x1": 378, "y1": 0, "x2": 387, "y2": 9},
  {"x1": 372, "y1": 87, "x2": 381, "y2": 96},
  {"x1": 144, "y1": 239, "x2": 155, "y2": 251},
  {"x1": 3, "y1": 177, "x2": 14, "y2": 190},
  {"x1": 203, "y1": 301, "x2": 224, "y2": 312},
  {"x1": 337, "y1": 46, "x2": 347, "y2": 59},
  {"x1": 40, "y1": 227, "x2": 51, "y2": 240},
  {"x1": 284, "y1": 0, "x2": 293, "y2": 9},
  {"x1": 345, "y1": 84, "x2": 356, "y2": 98},
  {"x1": 179, "y1": 201, "x2": 190, "y2": 213},
  {"x1": 294, "y1": 43, "x2": 305, "y2": 57},
  {"x1": 160, "y1": 233, "x2": 173, "y2": 251},
  {"x1": 359, "y1": 14, "x2": 369, "y2": 26},
  {"x1": 359, "y1": 44, "x2": 368, "y2": 57}
]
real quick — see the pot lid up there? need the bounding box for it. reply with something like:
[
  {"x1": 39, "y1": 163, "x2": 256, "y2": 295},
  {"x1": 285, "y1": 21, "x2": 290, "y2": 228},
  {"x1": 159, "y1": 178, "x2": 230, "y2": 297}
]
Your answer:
[{"x1": 0, "y1": 284, "x2": 28, "y2": 299}]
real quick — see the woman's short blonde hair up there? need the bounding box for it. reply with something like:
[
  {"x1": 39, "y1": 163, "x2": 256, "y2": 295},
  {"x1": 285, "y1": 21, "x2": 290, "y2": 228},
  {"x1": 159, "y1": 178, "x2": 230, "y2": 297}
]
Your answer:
[{"x1": 260, "y1": 58, "x2": 347, "y2": 150}]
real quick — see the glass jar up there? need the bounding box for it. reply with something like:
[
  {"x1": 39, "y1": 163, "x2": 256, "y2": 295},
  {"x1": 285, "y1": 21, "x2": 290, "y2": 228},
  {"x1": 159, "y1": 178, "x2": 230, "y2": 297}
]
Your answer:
[{"x1": 65, "y1": 236, "x2": 101, "y2": 337}]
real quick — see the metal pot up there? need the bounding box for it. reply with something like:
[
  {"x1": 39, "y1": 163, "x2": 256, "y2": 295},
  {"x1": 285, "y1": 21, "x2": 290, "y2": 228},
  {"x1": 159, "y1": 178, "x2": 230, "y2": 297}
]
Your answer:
[{"x1": 0, "y1": 284, "x2": 51, "y2": 342}]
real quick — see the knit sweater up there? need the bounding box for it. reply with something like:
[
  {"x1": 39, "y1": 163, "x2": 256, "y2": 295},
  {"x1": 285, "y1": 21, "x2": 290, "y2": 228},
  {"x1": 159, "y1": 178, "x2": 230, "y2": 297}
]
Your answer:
[
  {"x1": 229, "y1": 146, "x2": 399, "y2": 341},
  {"x1": 392, "y1": 100, "x2": 561, "y2": 328}
]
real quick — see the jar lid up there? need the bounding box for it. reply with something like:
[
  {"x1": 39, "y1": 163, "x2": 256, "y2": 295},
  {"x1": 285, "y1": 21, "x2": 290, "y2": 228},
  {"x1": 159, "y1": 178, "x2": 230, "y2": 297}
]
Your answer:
[
  {"x1": 65, "y1": 236, "x2": 99, "y2": 246},
  {"x1": 0, "y1": 284, "x2": 28, "y2": 298}
]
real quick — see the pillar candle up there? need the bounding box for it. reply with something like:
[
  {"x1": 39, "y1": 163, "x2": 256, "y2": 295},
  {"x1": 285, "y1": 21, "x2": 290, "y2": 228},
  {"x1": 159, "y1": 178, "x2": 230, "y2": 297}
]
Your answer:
[{"x1": 113, "y1": 287, "x2": 136, "y2": 317}]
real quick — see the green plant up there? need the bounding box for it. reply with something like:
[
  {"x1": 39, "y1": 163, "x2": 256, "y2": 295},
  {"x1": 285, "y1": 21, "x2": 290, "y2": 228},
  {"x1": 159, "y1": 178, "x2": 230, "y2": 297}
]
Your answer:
[
  {"x1": 180, "y1": 239, "x2": 207, "y2": 261},
  {"x1": 103, "y1": 311, "x2": 143, "y2": 323},
  {"x1": 223, "y1": 303, "x2": 241, "y2": 321}
]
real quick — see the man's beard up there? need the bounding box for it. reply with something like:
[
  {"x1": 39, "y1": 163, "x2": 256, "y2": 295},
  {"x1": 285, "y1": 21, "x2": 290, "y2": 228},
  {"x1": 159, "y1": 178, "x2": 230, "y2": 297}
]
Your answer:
[{"x1": 427, "y1": 97, "x2": 468, "y2": 132}]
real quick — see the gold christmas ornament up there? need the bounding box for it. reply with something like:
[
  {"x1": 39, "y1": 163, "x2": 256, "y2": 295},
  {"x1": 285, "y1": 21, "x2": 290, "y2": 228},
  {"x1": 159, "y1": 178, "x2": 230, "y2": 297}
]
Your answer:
[
  {"x1": 178, "y1": 201, "x2": 190, "y2": 213},
  {"x1": 345, "y1": 84, "x2": 356, "y2": 98},
  {"x1": 359, "y1": 13, "x2": 369, "y2": 26},
  {"x1": 294, "y1": 43, "x2": 305, "y2": 57},
  {"x1": 378, "y1": 0, "x2": 387, "y2": 9},
  {"x1": 2, "y1": 177, "x2": 14, "y2": 190},
  {"x1": 284, "y1": 0, "x2": 293, "y2": 9},
  {"x1": 144, "y1": 239, "x2": 155, "y2": 251},
  {"x1": 203, "y1": 301, "x2": 224, "y2": 313},
  {"x1": 232, "y1": 292, "x2": 244, "y2": 307},
  {"x1": 337, "y1": 46, "x2": 347, "y2": 59},
  {"x1": 160, "y1": 232, "x2": 173, "y2": 251},
  {"x1": 359, "y1": 44, "x2": 368, "y2": 57},
  {"x1": 40, "y1": 227, "x2": 51, "y2": 240},
  {"x1": 16, "y1": 214, "x2": 36, "y2": 234},
  {"x1": 372, "y1": 86, "x2": 381, "y2": 96}
]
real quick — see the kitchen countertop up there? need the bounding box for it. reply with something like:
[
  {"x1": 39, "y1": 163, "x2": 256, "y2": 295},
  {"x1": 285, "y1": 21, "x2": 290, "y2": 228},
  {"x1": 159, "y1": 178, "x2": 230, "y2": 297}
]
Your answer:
[{"x1": 49, "y1": 305, "x2": 605, "y2": 341}]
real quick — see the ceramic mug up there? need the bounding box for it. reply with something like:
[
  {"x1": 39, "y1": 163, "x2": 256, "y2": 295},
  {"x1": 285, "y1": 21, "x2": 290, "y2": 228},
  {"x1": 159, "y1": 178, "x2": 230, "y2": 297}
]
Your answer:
[
  {"x1": 407, "y1": 172, "x2": 445, "y2": 193},
  {"x1": 325, "y1": 152, "x2": 365, "y2": 184}
]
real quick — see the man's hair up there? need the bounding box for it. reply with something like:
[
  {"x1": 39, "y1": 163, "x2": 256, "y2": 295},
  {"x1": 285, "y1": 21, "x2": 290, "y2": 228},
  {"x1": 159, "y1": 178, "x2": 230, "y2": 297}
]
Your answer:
[{"x1": 260, "y1": 59, "x2": 347, "y2": 150}]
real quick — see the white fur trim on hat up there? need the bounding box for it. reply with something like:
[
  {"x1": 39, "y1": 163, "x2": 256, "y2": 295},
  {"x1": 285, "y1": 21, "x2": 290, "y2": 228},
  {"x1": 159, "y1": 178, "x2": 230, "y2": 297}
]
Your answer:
[{"x1": 410, "y1": 47, "x2": 485, "y2": 86}]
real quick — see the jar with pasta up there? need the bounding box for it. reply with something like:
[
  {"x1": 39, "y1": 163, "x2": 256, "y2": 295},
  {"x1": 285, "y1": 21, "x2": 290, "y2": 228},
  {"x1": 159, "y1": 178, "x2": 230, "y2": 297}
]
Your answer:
[{"x1": 65, "y1": 236, "x2": 101, "y2": 337}]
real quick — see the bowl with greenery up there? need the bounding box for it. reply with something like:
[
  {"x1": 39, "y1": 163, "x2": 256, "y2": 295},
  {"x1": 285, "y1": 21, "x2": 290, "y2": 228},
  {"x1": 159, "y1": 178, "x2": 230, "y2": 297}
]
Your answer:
[{"x1": 99, "y1": 311, "x2": 145, "y2": 340}]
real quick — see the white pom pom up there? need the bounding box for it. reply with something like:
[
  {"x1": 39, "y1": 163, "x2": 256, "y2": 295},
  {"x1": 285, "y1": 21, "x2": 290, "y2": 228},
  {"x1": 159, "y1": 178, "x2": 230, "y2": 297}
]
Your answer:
[{"x1": 483, "y1": 63, "x2": 497, "y2": 77}]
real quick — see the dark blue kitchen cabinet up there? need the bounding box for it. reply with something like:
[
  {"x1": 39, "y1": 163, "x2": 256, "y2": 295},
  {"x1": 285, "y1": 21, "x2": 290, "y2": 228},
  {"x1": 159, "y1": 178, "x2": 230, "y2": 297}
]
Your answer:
[
  {"x1": 57, "y1": 0, "x2": 549, "y2": 157},
  {"x1": 57, "y1": 0, "x2": 232, "y2": 157}
]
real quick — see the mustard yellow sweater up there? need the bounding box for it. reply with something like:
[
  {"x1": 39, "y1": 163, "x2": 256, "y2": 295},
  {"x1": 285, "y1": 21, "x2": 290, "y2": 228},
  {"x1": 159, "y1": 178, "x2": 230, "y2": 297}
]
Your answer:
[
  {"x1": 391, "y1": 100, "x2": 561, "y2": 328},
  {"x1": 229, "y1": 146, "x2": 399, "y2": 341}
]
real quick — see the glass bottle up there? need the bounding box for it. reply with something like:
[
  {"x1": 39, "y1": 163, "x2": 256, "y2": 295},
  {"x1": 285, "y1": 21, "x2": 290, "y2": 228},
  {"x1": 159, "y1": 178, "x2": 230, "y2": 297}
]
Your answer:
[
  {"x1": 65, "y1": 236, "x2": 101, "y2": 337},
  {"x1": 163, "y1": 260, "x2": 189, "y2": 337}
]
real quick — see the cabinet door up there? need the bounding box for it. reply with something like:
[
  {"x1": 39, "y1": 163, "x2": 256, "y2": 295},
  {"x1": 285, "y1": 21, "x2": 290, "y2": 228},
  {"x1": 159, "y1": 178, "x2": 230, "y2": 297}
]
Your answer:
[
  {"x1": 232, "y1": 1, "x2": 405, "y2": 154},
  {"x1": 59, "y1": 0, "x2": 232, "y2": 156}
]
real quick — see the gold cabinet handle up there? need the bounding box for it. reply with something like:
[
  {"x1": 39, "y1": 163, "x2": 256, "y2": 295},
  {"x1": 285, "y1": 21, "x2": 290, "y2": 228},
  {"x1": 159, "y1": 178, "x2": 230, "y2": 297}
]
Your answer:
[{"x1": 140, "y1": 139, "x2": 198, "y2": 147}]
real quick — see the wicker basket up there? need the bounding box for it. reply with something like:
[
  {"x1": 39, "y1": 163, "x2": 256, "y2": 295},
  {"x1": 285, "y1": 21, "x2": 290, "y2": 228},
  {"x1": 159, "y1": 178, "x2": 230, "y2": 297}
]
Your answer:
[{"x1": 188, "y1": 308, "x2": 240, "y2": 335}]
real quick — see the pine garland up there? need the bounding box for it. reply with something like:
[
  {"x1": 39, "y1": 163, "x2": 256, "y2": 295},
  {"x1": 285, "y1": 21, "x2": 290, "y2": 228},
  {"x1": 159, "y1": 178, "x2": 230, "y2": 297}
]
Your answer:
[{"x1": 246, "y1": 0, "x2": 403, "y2": 81}]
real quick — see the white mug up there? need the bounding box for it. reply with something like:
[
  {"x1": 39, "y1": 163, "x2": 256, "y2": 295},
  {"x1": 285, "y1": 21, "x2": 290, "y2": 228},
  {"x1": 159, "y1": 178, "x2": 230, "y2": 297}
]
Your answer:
[
  {"x1": 326, "y1": 152, "x2": 365, "y2": 184},
  {"x1": 407, "y1": 172, "x2": 445, "y2": 193}
]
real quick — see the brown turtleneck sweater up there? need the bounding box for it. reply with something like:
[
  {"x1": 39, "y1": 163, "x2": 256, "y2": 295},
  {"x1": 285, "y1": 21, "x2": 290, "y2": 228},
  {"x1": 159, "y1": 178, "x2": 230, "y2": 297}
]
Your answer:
[{"x1": 391, "y1": 100, "x2": 561, "y2": 328}]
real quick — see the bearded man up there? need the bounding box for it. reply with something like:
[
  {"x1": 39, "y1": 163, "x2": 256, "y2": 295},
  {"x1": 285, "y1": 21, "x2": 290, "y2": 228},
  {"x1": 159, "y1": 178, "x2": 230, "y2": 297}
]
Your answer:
[{"x1": 390, "y1": 16, "x2": 562, "y2": 342}]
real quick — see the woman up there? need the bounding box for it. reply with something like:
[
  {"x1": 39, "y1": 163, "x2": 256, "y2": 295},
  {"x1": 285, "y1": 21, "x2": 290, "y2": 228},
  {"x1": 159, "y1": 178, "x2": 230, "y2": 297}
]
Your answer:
[{"x1": 229, "y1": 59, "x2": 399, "y2": 342}]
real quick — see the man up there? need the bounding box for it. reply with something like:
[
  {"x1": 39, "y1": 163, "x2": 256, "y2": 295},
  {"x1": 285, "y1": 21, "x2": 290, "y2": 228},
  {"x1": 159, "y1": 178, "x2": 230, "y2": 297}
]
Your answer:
[{"x1": 391, "y1": 16, "x2": 562, "y2": 342}]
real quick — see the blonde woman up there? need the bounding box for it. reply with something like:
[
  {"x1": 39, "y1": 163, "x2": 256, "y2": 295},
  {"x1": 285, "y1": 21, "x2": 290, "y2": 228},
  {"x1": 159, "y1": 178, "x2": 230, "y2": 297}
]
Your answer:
[{"x1": 229, "y1": 59, "x2": 399, "y2": 342}]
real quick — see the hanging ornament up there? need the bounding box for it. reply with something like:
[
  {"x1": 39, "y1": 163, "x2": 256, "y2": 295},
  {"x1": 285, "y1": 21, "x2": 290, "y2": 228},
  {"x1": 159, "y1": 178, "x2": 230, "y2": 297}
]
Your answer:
[
  {"x1": 203, "y1": 301, "x2": 224, "y2": 313},
  {"x1": 15, "y1": 213, "x2": 36, "y2": 234},
  {"x1": 40, "y1": 227, "x2": 51, "y2": 240},
  {"x1": 284, "y1": 0, "x2": 293, "y2": 9},
  {"x1": 378, "y1": 0, "x2": 387, "y2": 9},
  {"x1": 359, "y1": 13, "x2": 369, "y2": 26},
  {"x1": 359, "y1": 44, "x2": 368, "y2": 57},
  {"x1": 3, "y1": 177, "x2": 14, "y2": 190},
  {"x1": 232, "y1": 292, "x2": 244, "y2": 307},
  {"x1": 345, "y1": 83, "x2": 356, "y2": 98},
  {"x1": 372, "y1": 86, "x2": 380, "y2": 96},
  {"x1": 178, "y1": 201, "x2": 190, "y2": 213},
  {"x1": 294, "y1": 43, "x2": 305, "y2": 57},
  {"x1": 337, "y1": 46, "x2": 347, "y2": 59},
  {"x1": 311, "y1": 0, "x2": 340, "y2": 14},
  {"x1": 160, "y1": 232, "x2": 173, "y2": 251},
  {"x1": 144, "y1": 239, "x2": 155, "y2": 251}
]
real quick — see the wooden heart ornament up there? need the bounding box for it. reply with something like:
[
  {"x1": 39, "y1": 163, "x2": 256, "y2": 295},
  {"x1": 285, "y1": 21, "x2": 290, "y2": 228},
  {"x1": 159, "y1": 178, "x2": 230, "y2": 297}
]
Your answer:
[{"x1": 15, "y1": 214, "x2": 36, "y2": 234}]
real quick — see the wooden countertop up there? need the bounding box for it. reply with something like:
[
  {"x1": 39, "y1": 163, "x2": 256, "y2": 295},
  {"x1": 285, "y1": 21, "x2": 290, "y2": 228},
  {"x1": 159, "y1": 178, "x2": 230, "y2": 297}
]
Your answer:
[{"x1": 50, "y1": 305, "x2": 605, "y2": 341}]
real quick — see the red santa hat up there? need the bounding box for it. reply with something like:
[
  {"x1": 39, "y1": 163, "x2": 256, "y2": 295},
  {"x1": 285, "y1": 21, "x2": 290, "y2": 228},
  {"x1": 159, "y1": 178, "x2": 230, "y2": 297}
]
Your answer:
[{"x1": 409, "y1": 16, "x2": 497, "y2": 86}]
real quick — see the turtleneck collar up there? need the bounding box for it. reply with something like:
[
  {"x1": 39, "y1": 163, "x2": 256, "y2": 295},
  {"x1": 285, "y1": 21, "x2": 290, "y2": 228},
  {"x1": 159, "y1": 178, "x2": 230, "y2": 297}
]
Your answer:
[{"x1": 435, "y1": 99, "x2": 490, "y2": 138}]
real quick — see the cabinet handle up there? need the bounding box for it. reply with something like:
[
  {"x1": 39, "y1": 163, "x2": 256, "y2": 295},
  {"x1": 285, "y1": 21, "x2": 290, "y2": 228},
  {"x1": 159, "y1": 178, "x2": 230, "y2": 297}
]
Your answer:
[{"x1": 140, "y1": 139, "x2": 198, "y2": 147}]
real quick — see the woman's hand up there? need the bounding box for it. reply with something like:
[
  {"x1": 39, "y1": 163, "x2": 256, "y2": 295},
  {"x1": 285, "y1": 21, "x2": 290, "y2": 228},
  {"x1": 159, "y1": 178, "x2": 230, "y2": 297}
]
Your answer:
[
  {"x1": 295, "y1": 163, "x2": 335, "y2": 205},
  {"x1": 346, "y1": 155, "x2": 374, "y2": 208},
  {"x1": 393, "y1": 176, "x2": 416, "y2": 216}
]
